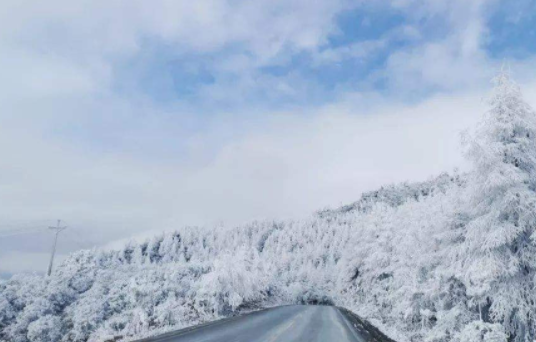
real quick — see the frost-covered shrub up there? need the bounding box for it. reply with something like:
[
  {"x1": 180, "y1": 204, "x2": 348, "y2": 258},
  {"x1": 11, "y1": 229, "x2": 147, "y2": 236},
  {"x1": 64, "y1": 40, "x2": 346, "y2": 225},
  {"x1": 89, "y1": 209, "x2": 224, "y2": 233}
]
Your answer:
[
  {"x1": 454, "y1": 321, "x2": 507, "y2": 342},
  {"x1": 195, "y1": 248, "x2": 269, "y2": 316},
  {"x1": 26, "y1": 315, "x2": 62, "y2": 342}
]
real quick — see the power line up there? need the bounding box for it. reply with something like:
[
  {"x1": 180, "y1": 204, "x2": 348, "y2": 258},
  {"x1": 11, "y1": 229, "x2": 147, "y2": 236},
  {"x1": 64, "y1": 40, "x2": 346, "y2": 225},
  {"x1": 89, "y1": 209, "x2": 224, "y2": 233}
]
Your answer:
[
  {"x1": 0, "y1": 227, "x2": 48, "y2": 238},
  {"x1": 0, "y1": 219, "x2": 55, "y2": 238}
]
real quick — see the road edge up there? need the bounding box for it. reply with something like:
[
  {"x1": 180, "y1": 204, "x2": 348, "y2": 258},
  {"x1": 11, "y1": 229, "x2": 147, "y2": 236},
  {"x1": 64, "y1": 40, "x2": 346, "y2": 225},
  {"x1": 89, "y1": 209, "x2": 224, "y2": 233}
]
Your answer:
[
  {"x1": 337, "y1": 307, "x2": 397, "y2": 342},
  {"x1": 126, "y1": 305, "x2": 286, "y2": 342}
]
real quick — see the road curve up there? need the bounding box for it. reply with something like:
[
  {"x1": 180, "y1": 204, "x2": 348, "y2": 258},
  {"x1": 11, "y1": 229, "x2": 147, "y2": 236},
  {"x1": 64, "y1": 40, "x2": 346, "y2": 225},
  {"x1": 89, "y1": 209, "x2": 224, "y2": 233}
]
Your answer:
[{"x1": 135, "y1": 305, "x2": 394, "y2": 342}]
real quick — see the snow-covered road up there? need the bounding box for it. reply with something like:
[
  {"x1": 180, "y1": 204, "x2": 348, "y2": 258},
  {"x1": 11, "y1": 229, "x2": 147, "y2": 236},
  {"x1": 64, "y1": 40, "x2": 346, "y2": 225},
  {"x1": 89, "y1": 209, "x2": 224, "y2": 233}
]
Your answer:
[{"x1": 135, "y1": 305, "x2": 394, "y2": 342}]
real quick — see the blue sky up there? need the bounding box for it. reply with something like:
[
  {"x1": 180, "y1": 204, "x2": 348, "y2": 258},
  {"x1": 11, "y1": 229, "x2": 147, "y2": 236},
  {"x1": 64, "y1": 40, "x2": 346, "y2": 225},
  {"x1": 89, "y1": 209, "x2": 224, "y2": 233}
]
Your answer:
[
  {"x1": 2, "y1": 0, "x2": 536, "y2": 277},
  {"x1": 112, "y1": 5, "x2": 412, "y2": 108},
  {"x1": 486, "y1": 0, "x2": 536, "y2": 59},
  {"x1": 105, "y1": 0, "x2": 535, "y2": 111}
]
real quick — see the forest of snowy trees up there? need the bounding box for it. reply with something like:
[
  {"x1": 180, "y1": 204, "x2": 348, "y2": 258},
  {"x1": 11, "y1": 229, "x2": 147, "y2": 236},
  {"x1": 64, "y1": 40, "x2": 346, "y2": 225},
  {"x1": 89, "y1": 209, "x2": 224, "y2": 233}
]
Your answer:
[{"x1": 2, "y1": 73, "x2": 536, "y2": 342}]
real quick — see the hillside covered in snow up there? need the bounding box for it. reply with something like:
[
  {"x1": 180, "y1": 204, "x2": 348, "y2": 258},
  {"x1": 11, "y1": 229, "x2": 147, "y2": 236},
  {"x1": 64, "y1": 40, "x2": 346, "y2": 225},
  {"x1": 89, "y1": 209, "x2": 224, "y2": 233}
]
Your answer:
[{"x1": 2, "y1": 73, "x2": 536, "y2": 342}]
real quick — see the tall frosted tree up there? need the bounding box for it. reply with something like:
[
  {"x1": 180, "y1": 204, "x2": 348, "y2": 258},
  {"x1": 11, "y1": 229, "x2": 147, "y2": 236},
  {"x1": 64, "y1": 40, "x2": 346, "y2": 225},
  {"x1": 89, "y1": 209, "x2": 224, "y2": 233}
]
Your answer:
[{"x1": 459, "y1": 72, "x2": 536, "y2": 341}]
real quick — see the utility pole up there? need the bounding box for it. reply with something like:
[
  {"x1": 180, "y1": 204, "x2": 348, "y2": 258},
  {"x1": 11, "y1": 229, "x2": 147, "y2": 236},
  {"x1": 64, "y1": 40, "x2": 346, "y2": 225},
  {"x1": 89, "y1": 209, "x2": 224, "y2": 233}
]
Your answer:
[{"x1": 47, "y1": 219, "x2": 67, "y2": 276}]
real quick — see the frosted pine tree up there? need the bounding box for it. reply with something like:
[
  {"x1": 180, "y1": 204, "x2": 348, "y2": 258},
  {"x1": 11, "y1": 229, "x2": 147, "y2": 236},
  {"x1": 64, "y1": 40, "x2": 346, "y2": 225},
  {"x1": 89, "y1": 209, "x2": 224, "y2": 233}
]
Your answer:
[{"x1": 458, "y1": 71, "x2": 536, "y2": 341}]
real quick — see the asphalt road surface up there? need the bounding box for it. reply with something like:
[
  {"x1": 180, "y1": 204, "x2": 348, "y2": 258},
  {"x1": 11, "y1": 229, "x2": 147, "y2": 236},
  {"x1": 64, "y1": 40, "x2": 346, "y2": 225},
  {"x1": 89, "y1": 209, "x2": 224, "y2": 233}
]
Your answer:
[{"x1": 136, "y1": 305, "x2": 395, "y2": 342}]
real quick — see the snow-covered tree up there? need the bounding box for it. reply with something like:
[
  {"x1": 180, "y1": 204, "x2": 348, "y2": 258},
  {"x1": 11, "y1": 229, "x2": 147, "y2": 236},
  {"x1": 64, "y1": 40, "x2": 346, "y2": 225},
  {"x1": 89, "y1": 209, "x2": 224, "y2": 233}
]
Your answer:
[{"x1": 456, "y1": 71, "x2": 536, "y2": 341}]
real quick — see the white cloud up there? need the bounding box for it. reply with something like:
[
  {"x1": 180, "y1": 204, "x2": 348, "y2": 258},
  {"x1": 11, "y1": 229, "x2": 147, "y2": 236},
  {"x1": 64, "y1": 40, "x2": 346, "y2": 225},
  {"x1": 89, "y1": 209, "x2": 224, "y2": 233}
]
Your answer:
[
  {"x1": 0, "y1": 48, "x2": 104, "y2": 100},
  {"x1": 367, "y1": 0, "x2": 495, "y2": 93},
  {"x1": 0, "y1": 0, "x2": 346, "y2": 68},
  {"x1": 313, "y1": 39, "x2": 388, "y2": 65}
]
